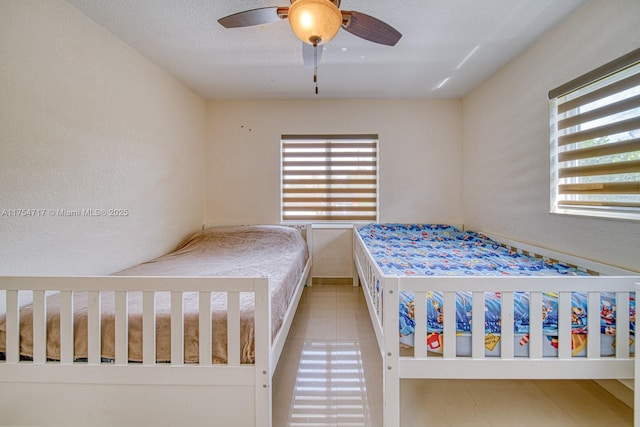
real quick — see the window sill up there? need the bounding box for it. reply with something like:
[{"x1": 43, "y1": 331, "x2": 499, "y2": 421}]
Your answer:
[
  {"x1": 550, "y1": 207, "x2": 640, "y2": 222},
  {"x1": 311, "y1": 223, "x2": 358, "y2": 229}
]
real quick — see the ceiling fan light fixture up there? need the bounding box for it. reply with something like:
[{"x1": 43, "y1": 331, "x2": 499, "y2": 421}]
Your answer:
[{"x1": 288, "y1": 0, "x2": 342, "y2": 45}]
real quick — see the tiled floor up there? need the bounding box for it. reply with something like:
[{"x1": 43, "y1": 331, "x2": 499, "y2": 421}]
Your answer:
[
  {"x1": 272, "y1": 284, "x2": 633, "y2": 426},
  {"x1": 273, "y1": 282, "x2": 382, "y2": 427}
]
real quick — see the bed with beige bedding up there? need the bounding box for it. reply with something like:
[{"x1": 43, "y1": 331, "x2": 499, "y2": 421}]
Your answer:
[
  {"x1": 0, "y1": 225, "x2": 307, "y2": 364},
  {"x1": 0, "y1": 224, "x2": 311, "y2": 427}
]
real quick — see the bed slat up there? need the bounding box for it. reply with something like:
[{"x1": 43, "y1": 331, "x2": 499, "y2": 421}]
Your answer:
[
  {"x1": 529, "y1": 291, "x2": 543, "y2": 359},
  {"x1": 587, "y1": 292, "x2": 601, "y2": 358},
  {"x1": 142, "y1": 291, "x2": 156, "y2": 365},
  {"x1": 88, "y1": 291, "x2": 101, "y2": 365},
  {"x1": 115, "y1": 291, "x2": 128, "y2": 365},
  {"x1": 616, "y1": 291, "x2": 630, "y2": 359},
  {"x1": 558, "y1": 291, "x2": 572, "y2": 359},
  {"x1": 171, "y1": 291, "x2": 184, "y2": 365},
  {"x1": 227, "y1": 291, "x2": 241, "y2": 366},
  {"x1": 5, "y1": 290, "x2": 19, "y2": 364},
  {"x1": 32, "y1": 290, "x2": 47, "y2": 364},
  {"x1": 373, "y1": 270, "x2": 380, "y2": 319},
  {"x1": 378, "y1": 278, "x2": 383, "y2": 320},
  {"x1": 60, "y1": 290, "x2": 74, "y2": 364},
  {"x1": 472, "y1": 291, "x2": 485, "y2": 359},
  {"x1": 199, "y1": 291, "x2": 212, "y2": 366},
  {"x1": 443, "y1": 292, "x2": 456, "y2": 359},
  {"x1": 413, "y1": 291, "x2": 427, "y2": 359},
  {"x1": 501, "y1": 292, "x2": 515, "y2": 359}
]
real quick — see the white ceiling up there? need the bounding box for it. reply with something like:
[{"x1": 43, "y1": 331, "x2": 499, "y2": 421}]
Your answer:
[{"x1": 66, "y1": 0, "x2": 588, "y2": 100}]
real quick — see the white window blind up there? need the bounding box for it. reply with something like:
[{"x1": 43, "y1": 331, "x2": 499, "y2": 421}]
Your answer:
[
  {"x1": 281, "y1": 135, "x2": 378, "y2": 222},
  {"x1": 549, "y1": 48, "x2": 640, "y2": 220}
]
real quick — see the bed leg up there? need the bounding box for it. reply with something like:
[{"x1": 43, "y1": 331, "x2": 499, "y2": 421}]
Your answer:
[
  {"x1": 383, "y1": 278, "x2": 401, "y2": 427},
  {"x1": 635, "y1": 284, "x2": 640, "y2": 427},
  {"x1": 352, "y1": 263, "x2": 359, "y2": 287},
  {"x1": 383, "y1": 361, "x2": 400, "y2": 427},
  {"x1": 254, "y1": 278, "x2": 272, "y2": 427}
]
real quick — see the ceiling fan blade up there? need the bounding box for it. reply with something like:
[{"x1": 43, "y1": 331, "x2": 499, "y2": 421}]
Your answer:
[
  {"x1": 342, "y1": 11, "x2": 402, "y2": 46},
  {"x1": 218, "y1": 7, "x2": 283, "y2": 28},
  {"x1": 302, "y1": 42, "x2": 323, "y2": 69}
]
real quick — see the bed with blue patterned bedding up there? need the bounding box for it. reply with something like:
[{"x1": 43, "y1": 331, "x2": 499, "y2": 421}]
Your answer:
[{"x1": 357, "y1": 223, "x2": 635, "y2": 357}]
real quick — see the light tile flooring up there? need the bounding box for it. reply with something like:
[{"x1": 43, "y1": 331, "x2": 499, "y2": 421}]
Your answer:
[{"x1": 272, "y1": 284, "x2": 633, "y2": 427}]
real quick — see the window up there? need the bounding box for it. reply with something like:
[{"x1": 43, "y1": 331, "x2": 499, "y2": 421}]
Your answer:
[
  {"x1": 549, "y1": 48, "x2": 640, "y2": 220},
  {"x1": 281, "y1": 135, "x2": 378, "y2": 222}
]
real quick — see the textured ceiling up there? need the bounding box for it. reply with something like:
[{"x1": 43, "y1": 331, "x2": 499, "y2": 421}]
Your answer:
[{"x1": 66, "y1": 0, "x2": 588, "y2": 99}]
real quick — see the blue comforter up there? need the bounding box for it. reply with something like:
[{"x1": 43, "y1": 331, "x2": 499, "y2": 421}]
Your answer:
[{"x1": 357, "y1": 224, "x2": 634, "y2": 342}]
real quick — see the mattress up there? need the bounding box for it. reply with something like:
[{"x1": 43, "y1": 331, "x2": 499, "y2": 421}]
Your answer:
[
  {"x1": 0, "y1": 225, "x2": 309, "y2": 364},
  {"x1": 358, "y1": 223, "x2": 636, "y2": 357}
]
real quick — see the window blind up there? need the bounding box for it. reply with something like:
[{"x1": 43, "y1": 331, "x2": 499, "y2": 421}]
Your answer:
[
  {"x1": 550, "y1": 49, "x2": 640, "y2": 218},
  {"x1": 281, "y1": 135, "x2": 378, "y2": 222}
]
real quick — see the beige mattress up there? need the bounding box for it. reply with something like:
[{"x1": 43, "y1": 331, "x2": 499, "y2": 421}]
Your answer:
[{"x1": 0, "y1": 225, "x2": 309, "y2": 364}]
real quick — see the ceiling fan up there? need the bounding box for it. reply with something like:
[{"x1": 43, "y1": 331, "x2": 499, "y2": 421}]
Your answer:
[{"x1": 218, "y1": 0, "x2": 402, "y2": 92}]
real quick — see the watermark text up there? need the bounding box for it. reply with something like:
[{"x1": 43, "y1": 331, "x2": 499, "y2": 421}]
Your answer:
[{"x1": 1, "y1": 208, "x2": 129, "y2": 217}]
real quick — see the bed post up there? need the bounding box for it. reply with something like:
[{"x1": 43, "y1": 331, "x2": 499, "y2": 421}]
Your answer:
[
  {"x1": 254, "y1": 277, "x2": 272, "y2": 427},
  {"x1": 635, "y1": 283, "x2": 640, "y2": 427},
  {"x1": 383, "y1": 277, "x2": 400, "y2": 427},
  {"x1": 353, "y1": 227, "x2": 360, "y2": 286},
  {"x1": 352, "y1": 264, "x2": 360, "y2": 287},
  {"x1": 305, "y1": 224, "x2": 313, "y2": 287}
]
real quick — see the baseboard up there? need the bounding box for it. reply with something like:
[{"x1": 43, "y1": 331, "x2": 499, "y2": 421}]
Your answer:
[
  {"x1": 312, "y1": 277, "x2": 355, "y2": 286},
  {"x1": 594, "y1": 379, "x2": 633, "y2": 408}
]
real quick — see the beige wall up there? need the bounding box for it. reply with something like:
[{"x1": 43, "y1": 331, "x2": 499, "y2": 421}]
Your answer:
[
  {"x1": 462, "y1": 0, "x2": 640, "y2": 272},
  {"x1": 4, "y1": 0, "x2": 638, "y2": 278},
  {"x1": 310, "y1": 226, "x2": 354, "y2": 279},
  {"x1": 0, "y1": 1, "x2": 206, "y2": 275},
  {"x1": 206, "y1": 99, "x2": 462, "y2": 224},
  {"x1": 206, "y1": 99, "x2": 462, "y2": 277}
]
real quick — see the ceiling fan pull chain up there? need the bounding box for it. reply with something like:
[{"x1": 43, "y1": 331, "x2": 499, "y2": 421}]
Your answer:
[
  {"x1": 314, "y1": 43, "x2": 318, "y2": 94},
  {"x1": 311, "y1": 36, "x2": 320, "y2": 95}
]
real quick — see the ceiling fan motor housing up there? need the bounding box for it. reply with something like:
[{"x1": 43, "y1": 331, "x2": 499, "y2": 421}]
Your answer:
[
  {"x1": 288, "y1": 0, "x2": 343, "y2": 45},
  {"x1": 290, "y1": 0, "x2": 341, "y2": 7}
]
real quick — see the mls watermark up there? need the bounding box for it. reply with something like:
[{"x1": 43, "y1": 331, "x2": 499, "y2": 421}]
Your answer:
[{"x1": 1, "y1": 208, "x2": 129, "y2": 217}]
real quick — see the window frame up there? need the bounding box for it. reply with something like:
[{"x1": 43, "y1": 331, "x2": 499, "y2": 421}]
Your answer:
[
  {"x1": 280, "y1": 134, "x2": 379, "y2": 224},
  {"x1": 549, "y1": 48, "x2": 640, "y2": 221}
]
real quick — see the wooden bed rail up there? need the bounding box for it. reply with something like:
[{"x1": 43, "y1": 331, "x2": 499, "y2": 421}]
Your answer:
[
  {"x1": 380, "y1": 276, "x2": 636, "y2": 427},
  {"x1": 1, "y1": 276, "x2": 271, "y2": 367},
  {"x1": 0, "y1": 224, "x2": 315, "y2": 426},
  {"x1": 1, "y1": 276, "x2": 274, "y2": 426},
  {"x1": 394, "y1": 276, "x2": 635, "y2": 364}
]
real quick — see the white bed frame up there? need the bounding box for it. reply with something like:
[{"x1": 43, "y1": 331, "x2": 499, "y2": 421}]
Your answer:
[
  {"x1": 352, "y1": 227, "x2": 640, "y2": 427},
  {"x1": 0, "y1": 225, "x2": 312, "y2": 426}
]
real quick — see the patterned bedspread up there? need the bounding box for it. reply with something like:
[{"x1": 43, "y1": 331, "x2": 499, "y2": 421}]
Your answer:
[
  {"x1": 358, "y1": 223, "x2": 584, "y2": 276},
  {"x1": 357, "y1": 224, "x2": 635, "y2": 354}
]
